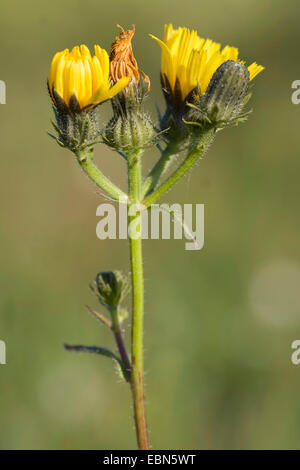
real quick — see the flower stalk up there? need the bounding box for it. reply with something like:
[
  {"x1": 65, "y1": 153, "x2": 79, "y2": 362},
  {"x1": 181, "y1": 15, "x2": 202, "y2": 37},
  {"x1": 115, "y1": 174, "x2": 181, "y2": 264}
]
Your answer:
[
  {"x1": 143, "y1": 128, "x2": 215, "y2": 207},
  {"x1": 77, "y1": 149, "x2": 128, "y2": 202},
  {"x1": 142, "y1": 140, "x2": 181, "y2": 198},
  {"x1": 110, "y1": 305, "x2": 132, "y2": 382},
  {"x1": 127, "y1": 151, "x2": 149, "y2": 449}
]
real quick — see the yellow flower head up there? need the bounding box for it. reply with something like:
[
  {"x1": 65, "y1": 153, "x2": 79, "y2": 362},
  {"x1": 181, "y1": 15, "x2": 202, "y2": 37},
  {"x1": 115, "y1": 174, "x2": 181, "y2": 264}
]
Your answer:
[
  {"x1": 150, "y1": 24, "x2": 264, "y2": 104},
  {"x1": 48, "y1": 44, "x2": 130, "y2": 111}
]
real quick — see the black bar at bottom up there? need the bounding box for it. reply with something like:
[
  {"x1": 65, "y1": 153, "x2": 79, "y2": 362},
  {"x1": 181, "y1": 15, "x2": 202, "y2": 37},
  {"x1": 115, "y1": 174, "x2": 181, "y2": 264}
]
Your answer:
[{"x1": 0, "y1": 449, "x2": 290, "y2": 466}]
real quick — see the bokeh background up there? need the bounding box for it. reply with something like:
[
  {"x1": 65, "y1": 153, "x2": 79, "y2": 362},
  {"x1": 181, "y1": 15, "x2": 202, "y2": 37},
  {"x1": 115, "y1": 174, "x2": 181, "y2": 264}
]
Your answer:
[{"x1": 0, "y1": 0, "x2": 300, "y2": 450}]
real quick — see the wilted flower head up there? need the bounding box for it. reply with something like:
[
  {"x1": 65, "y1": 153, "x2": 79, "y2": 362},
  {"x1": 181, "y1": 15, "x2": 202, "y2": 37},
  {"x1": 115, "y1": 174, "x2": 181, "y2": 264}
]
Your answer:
[
  {"x1": 105, "y1": 25, "x2": 155, "y2": 153},
  {"x1": 48, "y1": 44, "x2": 129, "y2": 112},
  {"x1": 110, "y1": 24, "x2": 150, "y2": 89},
  {"x1": 150, "y1": 24, "x2": 264, "y2": 107}
]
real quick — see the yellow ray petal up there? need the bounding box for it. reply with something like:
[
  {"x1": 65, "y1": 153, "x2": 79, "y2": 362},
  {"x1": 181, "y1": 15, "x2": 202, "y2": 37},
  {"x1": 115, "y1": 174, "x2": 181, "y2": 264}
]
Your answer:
[
  {"x1": 65, "y1": 61, "x2": 81, "y2": 105},
  {"x1": 248, "y1": 62, "x2": 265, "y2": 81},
  {"x1": 88, "y1": 76, "x2": 129, "y2": 106},
  {"x1": 53, "y1": 52, "x2": 67, "y2": 99},
  {"x1": 91, "y1": 56, "x2": 104, "y2": 93},
  {"x1": 49, "y1": 50, "x2": 67, "y2": 93},
  {"x1": 94, "y1": 45, "x2": 109, "y2": 81},
  {"x1": 150, "y1": 34, "x2": 176, "y2": 89}
]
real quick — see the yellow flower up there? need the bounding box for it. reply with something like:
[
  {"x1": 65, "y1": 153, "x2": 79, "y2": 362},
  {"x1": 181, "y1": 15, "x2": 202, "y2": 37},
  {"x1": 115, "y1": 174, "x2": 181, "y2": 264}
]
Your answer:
[
  {"x1": 48, "y1": 44, "x2": 130, "y2": 110},
  {"x1": 150, "y1": 24, "x2": 264, "y2": 103}
]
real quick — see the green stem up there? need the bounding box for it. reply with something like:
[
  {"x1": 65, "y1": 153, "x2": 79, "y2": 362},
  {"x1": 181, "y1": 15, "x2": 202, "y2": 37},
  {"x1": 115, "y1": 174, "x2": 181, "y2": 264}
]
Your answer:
[
  {"x1": 77, "y1": 150, "x2": 128, "y2": 202},
  {"x1": 111, "y1": 306, "x2": 131, "y2": 382},
  {"x1": 142, "y1": 141, "x2": 180, "y2": 198},
  {"x1": 143, "y1": 129, "x2": 215, "y2": 208},
  {"x1": 127, "y1": 151, "x2": 149, "y2": 450}
]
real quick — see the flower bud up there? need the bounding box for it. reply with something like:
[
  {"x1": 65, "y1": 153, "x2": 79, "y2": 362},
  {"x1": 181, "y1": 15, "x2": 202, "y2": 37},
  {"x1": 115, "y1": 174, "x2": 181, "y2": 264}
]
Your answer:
[
  {"x1": 105, "y1": 110, "x2": 155, "y2": 153},
  {"x1": 94, "y1": 271, "x2": 127, "y2": 310},
  {"x1": 200, "y1": 60, "x2": 250, "y2": 124}
]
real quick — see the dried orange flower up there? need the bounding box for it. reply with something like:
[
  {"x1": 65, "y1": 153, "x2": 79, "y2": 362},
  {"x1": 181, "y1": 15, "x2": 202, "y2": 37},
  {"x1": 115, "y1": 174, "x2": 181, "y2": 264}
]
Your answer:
[{"x1": 110, "y1": 24, "x2": 150, "y2": 88}]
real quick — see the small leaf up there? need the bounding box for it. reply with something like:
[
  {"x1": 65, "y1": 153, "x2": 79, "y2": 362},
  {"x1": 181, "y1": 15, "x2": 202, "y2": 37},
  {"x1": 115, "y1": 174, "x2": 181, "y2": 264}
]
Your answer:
[
  {"x1": 85, "y1": 304, "x2": 112, "y2": 329},
  {"x1": 64, "y1": 343, "x2": 130, "y2": 382}
]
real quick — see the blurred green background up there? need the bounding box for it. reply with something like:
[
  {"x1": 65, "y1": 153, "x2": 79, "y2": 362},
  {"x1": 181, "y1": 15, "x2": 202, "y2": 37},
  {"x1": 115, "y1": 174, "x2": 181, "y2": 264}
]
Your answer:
[{"x1": 0, "y1": 0, "x2": 300, "y2": 450}]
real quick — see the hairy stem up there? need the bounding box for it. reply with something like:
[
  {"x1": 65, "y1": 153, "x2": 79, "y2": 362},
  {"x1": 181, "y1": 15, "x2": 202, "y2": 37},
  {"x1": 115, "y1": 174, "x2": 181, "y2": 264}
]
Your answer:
[
  {"x1": 127, "y1": 151, "x2": 149, "y2": 450},
  {"x1": 111, "y1": 306, "x2": 131, "y2": 382},
  {"x1": 143, "y1": 129, "x2": 215, "y2": 208},
  {"x1": 78, "y1": 150, "x2": 128, "y2": 202},
  {"x1": 142, "y1": 141, "x2": 180, "y2": 198}
]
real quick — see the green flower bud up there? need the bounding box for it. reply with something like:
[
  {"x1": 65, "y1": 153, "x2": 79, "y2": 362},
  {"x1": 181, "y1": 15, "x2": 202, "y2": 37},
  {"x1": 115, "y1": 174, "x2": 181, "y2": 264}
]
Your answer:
[
  {"x1": 104, "y1": 73, "x2": 156, "y2": 154},
  {"x1": 200, "y1": 60, "x2": 250, "y2": 125},
  {"x1": 94, "y1": 271, "x2": 127, "y2": 310},
  {"x1": 105, "y1": 111, "x2": 155, "y2": 154}
]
